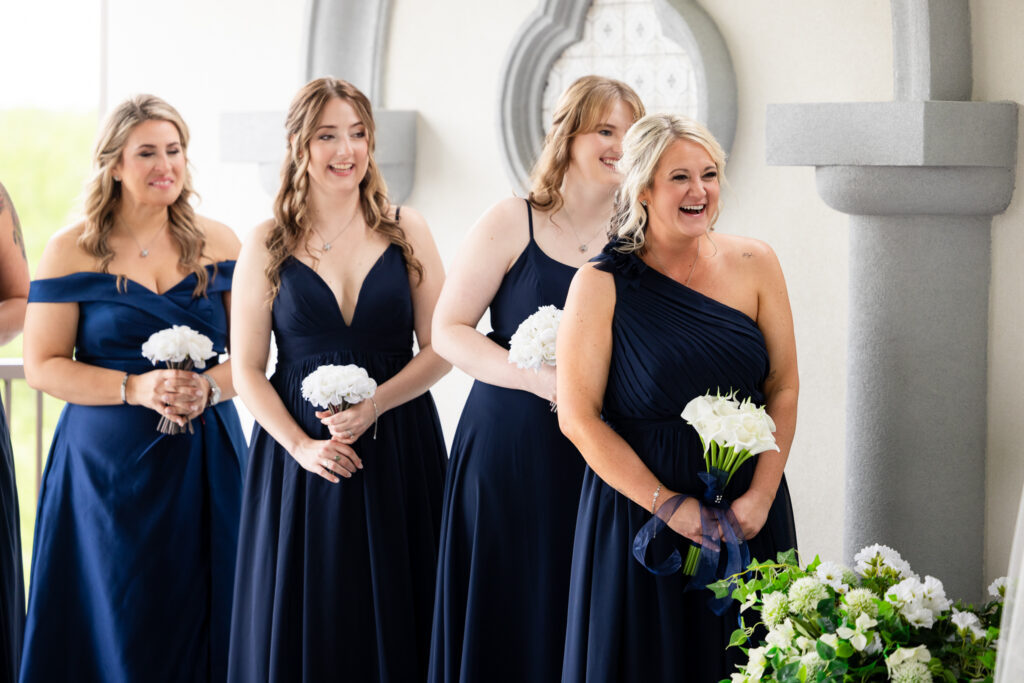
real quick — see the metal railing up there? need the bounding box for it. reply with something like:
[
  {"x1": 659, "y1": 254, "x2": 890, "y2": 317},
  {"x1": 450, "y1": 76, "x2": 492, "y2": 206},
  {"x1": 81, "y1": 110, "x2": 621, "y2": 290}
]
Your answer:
[{"x1": 0, "y1": 358, "x2": 46, "y2": 492}]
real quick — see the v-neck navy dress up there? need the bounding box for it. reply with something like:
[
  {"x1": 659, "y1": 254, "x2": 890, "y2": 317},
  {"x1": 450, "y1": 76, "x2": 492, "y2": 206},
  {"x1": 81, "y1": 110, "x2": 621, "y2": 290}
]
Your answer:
[
  {"x1": 228, "y1": 243, "x2": 447, "y2": 682},
  {"x1": 429, "y1": 202, "x2": 586, "y2": 683},
  {"x1": 561, "y1": 243, "x2": 797, "y2": 683},
  {"x1": 21, "y1": 263, "x2": 247, "y2": 683}
]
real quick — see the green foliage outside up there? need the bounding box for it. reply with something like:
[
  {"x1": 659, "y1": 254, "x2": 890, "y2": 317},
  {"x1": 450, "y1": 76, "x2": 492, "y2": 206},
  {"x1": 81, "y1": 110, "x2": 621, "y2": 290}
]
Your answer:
[{"x1": 0, "y1": 108, "x2": 97, "y2": 579}]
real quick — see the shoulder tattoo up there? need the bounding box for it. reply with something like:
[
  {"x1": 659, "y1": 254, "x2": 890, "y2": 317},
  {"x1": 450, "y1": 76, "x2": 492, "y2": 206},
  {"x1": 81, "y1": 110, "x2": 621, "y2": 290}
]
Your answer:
[{"x1": 0, "y1": 183, "x2": 26, "y2": 261}]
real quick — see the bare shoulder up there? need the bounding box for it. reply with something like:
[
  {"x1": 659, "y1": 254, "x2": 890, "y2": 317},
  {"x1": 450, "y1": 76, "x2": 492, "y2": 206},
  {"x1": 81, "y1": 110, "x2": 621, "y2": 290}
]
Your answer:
[
  {"x1": 714, "y1": 233, "x2": 780, "y2": 272},
  {"x1": 391, "y1": 204, "x2": 431, "y2": 238},
  {"x1": 36, "y1": 221, "x2": 92, "y2": 279},
  {"x1": 570, "y1": 261, "x2": 616, "y2": 304},
  {"x1": 196, "y1": 215, "x2": 242, "y2": 261},
  {"x1": 470, "y1": 196, "x2": 531, "y2": 251}
]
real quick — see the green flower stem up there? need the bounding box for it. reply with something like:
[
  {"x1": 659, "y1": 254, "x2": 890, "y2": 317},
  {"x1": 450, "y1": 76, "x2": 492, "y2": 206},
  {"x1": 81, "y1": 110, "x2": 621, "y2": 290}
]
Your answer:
[{"x1": 683, "y1": 544, "x2": 700, "y2": 575}]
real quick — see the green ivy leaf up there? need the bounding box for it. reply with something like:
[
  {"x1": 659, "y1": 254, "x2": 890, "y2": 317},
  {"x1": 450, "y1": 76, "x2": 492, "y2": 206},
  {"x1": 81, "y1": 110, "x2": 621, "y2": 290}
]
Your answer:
[{"x1": 777, "y1": 548, "x2": 798, "y2": 566}]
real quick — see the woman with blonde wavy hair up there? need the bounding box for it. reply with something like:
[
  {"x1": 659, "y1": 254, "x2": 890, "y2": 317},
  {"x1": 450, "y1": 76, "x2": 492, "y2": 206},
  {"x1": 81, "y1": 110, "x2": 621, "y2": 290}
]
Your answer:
[
  {"x1": 228, "y1": 77, "x2": 449, "y2": 681},
  {"x1": 428, "y1": 75, "x2": 643, "y2": 683},
  {"x1": 21, "y1": 94, "x2": 247, "y2": 682},
  {"x1": 557, "y1": 113, "x2": 799, "y2": 682}
]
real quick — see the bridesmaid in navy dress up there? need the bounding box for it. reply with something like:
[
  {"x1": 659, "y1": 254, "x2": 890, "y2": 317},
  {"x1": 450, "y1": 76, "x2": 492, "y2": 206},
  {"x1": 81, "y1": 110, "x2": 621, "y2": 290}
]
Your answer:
[
  {"x1": 557, "y1": 114, "x2": 799, "y2": 682},
  {"x1": 20, "y1": 95, "x2": 247, "y2": 682},
  {"x1": 0, "y1": 181, "x2": 29, "y2": 683},
  {"x1": 428, "y1": 76, "x2": 644, "y2": 683},
  {"x1": 228, "y1": 78, "x2": 449, "y2": 682}
]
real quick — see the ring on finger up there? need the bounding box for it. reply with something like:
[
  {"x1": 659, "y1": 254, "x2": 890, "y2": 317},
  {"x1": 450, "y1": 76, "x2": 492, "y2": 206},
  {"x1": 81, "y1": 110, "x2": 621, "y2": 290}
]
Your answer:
[
  {"x1": 345, "y1": 429, "x2": 354, "y2": 439},
  {"x1": 334, "y1": 455, "x2": 340, "y2": 462}
]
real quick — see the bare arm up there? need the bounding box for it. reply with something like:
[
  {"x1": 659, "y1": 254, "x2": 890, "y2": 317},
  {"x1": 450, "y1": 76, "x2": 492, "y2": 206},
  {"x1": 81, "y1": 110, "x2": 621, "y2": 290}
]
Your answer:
[
  {"x1": 320, "y1": 206, "x2": 451, "y2": 441},
  {"x1": 230, "y1": 220, "x2": 362, "y2": 482},
  {"x1": 730, "y1": 243, "x2": 799, "y2": 538},
  {"x1": 0, "y1": 182, "x2": 30, "y2": 346},
  {"x1": 557, "y1": 265, "x2": 702, "y2": 542},
  {"x1": 431, "y1": 197, "x2": 556, "y2": 402}
]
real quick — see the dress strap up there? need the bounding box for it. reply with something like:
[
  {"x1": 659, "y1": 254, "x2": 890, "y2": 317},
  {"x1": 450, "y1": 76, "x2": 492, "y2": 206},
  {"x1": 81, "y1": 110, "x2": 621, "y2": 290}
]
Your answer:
[
  {"x1": 395, "y1": 205, "x2": 401, "y2": 223},
  {"x1": 524, "y1": 198, "x2": 534, "y2": 242}
]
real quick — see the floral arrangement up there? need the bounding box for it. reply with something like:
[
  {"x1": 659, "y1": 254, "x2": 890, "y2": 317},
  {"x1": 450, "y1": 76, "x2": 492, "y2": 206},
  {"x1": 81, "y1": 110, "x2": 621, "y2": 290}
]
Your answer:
[
  {"x1": 508, "y1": 305, "x2": 562, "y2": 410},
  {"x1": 141, "y1": 325, "x2": 216, "y2": 434},
  {"x1": 301, "y1": 364, "x2": 377, "y2": 414},
  {"x1": 711, "y1": 545, "x2": 1004, "y2": 683}
]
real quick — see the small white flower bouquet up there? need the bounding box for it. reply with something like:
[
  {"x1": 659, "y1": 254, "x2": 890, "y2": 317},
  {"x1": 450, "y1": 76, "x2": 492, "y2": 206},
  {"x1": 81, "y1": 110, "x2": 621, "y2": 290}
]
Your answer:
[
  {"x1": 681, "y1": 390, "x2": 779, "y2": 575},
  {"x1": 141, "y1": 325, "x2": 216, "y2": 434},
  {"x1": 508, "y1": 305, "x2": 562, "y2": 410},
  {"x1": 713, "y1": 546, "x2": 1004, "y2": 683},
  {"x1": 301, "y1": 364, "x2": 377, "y2": 437}
]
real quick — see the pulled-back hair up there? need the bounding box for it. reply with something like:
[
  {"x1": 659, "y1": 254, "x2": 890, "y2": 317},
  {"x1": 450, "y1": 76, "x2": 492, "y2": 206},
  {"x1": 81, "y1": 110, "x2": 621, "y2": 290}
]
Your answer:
[
  {"x1": 610, "y1": 113, "x2": 726, "y2": 253},
  {"x1": 80, "y1": 94, "x2": 210, "y2": 295},
  {"x1": 266, "y1": 77, "x2": 421, "y2": 302},
  {"x1": 528, "y1": 75, "x2": 645, "y2": 215}
]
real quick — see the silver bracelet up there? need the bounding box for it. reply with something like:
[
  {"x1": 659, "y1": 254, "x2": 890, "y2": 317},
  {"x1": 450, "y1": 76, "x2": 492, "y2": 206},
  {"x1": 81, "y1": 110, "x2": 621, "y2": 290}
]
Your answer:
[
  {"x1": 120, "y1": 373, "x2": 130, "y2": 405},
  {"x1": 651, "y1": 483, "x2": 663, "y2": 514},
  {"x1": 370, "y1": 396, "x2": 379, "y2": 440}
]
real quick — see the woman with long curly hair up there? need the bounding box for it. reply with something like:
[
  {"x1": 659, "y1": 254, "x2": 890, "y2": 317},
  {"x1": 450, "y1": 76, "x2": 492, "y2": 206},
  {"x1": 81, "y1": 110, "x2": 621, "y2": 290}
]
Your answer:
[
  {"x1": 21, "y1": 95, "x2": 247, "y2": 682},
  {"x1": 428, "y1": 75, "x2": 644, "y2": 683},
  {"x1": 227, "y1": 77, "x2": 449, "y2": 682}
]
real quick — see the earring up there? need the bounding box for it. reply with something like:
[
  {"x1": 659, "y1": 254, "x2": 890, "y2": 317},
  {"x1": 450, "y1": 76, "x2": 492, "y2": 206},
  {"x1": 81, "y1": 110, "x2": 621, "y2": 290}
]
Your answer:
[
  {"x1": 640, "y1": 200, "x2": 647, "y2": 207},
  {"x1": 113, "y1": 176, "x2": 121, "y2": 182}
]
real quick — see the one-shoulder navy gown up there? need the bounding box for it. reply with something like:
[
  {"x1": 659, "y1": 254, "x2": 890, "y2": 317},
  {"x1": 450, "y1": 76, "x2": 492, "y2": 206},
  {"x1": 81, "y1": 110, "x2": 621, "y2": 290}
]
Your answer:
[
  {"x1": 561, "y1": 244, "x2": 798, "y2": 683},
  {"x1": 228, "y1": 243, "x2": 447, "y2": 682},
  {"x1": 0, "y1": 400, "x2": 22, "y2": 683},
  {"x1": 21, "y1": 263, "x2": 247, "y2": 683},
  {"x1": 429, "y1": 202, "x2": 585, "y2": 683}
]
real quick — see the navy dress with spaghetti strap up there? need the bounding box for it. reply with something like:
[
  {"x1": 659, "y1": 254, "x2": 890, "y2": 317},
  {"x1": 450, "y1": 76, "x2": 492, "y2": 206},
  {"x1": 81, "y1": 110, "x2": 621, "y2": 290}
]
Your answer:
[
  {"x1": 21, "y1": 262, "x2": 247, "y2": 683},
  {"x1": 228, "y1": 213, "x2": 447, "y2": 682},
  {"x1": 561, "y1": 242, "x2": 798, "y2": 683},
  {"x1": 429, "y1": 201, "x2": 586, "y2": 683}
]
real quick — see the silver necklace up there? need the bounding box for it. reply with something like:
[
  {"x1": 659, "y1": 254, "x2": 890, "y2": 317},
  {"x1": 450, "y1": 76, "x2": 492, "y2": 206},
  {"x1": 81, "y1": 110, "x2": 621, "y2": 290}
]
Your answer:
[
  {"x1": 314, "y1": 210, "x2": 360, "y2": 252},
  {"x1": 556, "y1": 207, "x2": 605, "y2": 253},
  {"x1": 125, "y1": 220, "x2": 167, "y2": 258},
  {"x1": 650, "y1": 237, "x2": 702, "y2": 286}
]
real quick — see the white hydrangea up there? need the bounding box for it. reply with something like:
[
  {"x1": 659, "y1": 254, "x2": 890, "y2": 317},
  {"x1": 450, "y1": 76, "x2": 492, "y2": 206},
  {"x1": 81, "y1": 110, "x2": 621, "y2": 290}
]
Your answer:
[
  {"x1": 842, "y1": 587, "x2": 880, "y2": 619},
  {"x1": 141, "y1": 325, "x2": 216, "y2": 369},
  {"x1": 301, "y1": 364, "x2": 377, "y2": 409},
  {"x1": 508, "y1": 305, "x2": 562, "y2": 370},
  {"x1": 854, "y1": 543, "x2": 916, "y2": 581},
  {"x1": 988, "y1": 576, "x2": 1007, "y2": 600},
  {"x1": 761, "y1": 591, "x2": 789, "y2": 627},
  {"x1": 885, "y1": 577, "x2": 945, "y2": 629},
  {"x1": 951, "y1": 608, "x2": 986, "y2": 641},
  {"x1": 918, "y1": 576, "x2": 951, "y2": 614},
  {"x1": 788, "y1": 577, "x2": 829, "y2": 616}
]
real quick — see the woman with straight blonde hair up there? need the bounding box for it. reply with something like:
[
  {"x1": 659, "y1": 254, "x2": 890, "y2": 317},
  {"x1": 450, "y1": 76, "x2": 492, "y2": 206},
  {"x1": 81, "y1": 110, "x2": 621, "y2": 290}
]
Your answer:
[
  {"x1": 228, "y1": 77, "x2": 449, "y2": 682},
  {"x1": 557, "y1": 113, "x2": 798, "y2": 682},
  {"x1": 21, "y1": 94, "x2": 246, "y2": 682},
  {"x1": 428, "y1": 75, "x2": 644, "y2": 683}
]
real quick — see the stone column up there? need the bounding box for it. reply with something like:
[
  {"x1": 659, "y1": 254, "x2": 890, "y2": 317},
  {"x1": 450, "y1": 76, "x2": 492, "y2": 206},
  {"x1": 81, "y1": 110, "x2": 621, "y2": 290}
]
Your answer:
[{"x1": 766, "y1": 0, "x2": 1017, "y2": 601}]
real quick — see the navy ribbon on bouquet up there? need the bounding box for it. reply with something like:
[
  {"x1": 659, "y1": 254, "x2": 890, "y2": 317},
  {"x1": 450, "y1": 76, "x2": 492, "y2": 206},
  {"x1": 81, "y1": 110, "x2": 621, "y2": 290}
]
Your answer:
[{"x1": 631, "y1": 493, "x2": 689, "y2": 575}]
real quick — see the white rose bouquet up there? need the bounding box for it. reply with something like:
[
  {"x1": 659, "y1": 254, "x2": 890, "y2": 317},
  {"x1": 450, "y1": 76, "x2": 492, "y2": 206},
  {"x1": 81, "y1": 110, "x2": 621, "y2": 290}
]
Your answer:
[
  {"x1": 711, "y1": 546, "x2": 1004, "y2": 683},
  {"x1": 508, "y1": 305, "x2": 562, "y2": 411},
  {"x1": 140, "y1": 325, "x2": 216, "y2": 434},
  {"x1": 301, "y1": 364, "x2": 378, "y2": 437}
]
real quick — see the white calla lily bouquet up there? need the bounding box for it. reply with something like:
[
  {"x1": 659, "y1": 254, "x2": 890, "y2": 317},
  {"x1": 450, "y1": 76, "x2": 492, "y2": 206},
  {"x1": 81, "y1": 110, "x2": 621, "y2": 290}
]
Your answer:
[
  {"x1": 141, "y1": 325, "x2": 216, "y2": 434},
  {"x1": 508, "y1": 305, "x2": 562, "y2": 410},
  {"x1": 712, "y1": 546, "x2": 1004, "y2": 683}
]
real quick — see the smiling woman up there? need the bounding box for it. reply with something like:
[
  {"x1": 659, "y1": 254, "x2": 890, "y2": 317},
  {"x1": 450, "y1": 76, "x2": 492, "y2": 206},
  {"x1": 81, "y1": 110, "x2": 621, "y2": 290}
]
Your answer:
[{"x1": 20, "y1": 94, "x2": 247, "y2": 683}]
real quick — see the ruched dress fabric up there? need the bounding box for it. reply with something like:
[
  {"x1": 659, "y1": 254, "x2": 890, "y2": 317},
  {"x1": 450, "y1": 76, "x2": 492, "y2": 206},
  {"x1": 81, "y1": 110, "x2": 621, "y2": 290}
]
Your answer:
[
  {"x1": 0, "y1": 401, "x2": 22, "y2": 683},
  {"x1": 429, "y1": 203, "x2": 585, "y2": 683},
  {"x1": 227, "y1": 244, "x2": 447, "y2": 683},
  {"x1": 20, "y1": 262, "x2": 247, "y2": 683},
  {"x1": 561, "y1": 243, "x2": 798, "y2": 683}
]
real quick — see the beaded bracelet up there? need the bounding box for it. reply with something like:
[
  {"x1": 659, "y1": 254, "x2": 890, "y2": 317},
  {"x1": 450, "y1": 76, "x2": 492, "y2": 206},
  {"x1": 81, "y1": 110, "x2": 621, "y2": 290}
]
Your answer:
[
  {"x1": 370, "y1": 397, "x2": 379, "y2": 440},
  {"x1": 651, "y1": 483, "x2": 663, "y2": 514}
]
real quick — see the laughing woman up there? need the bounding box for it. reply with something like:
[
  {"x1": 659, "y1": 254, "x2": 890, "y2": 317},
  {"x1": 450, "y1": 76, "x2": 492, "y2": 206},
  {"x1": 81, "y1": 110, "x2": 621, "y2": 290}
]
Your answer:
[
  {"x1": 21, "y1": 95, "x2": 247, "y2": 682},
  {"x1": 228, "y1": 77, "x2": 449, "y2": 682},
  {"x1": 557, "y1": 114, "x2": 799, "y2": 682},
  {"x1": 428, "y1": 76, "x2": 644, "y2": 683}
]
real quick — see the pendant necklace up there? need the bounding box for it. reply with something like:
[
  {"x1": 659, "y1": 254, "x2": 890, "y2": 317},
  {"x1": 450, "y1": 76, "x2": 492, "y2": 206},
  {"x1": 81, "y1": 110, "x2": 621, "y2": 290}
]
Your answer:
[
  {"x1": 650, "y1": 237, "x2": 702, "y2": 286},
  {"x1": 125, "y1": 220, "x2": 168, "y2": 258},
  {"x1": 314, "y1": 210, "x2": 360, "y2": 252},
  {"x1": 557, "y1": 207, "x2": 605, "y2": 253}
]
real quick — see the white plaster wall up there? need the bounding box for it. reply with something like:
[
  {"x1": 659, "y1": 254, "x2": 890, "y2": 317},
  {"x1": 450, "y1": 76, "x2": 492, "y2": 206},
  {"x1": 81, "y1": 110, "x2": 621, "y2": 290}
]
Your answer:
[{"x1": 971, "y1": 0, "x2": 1024, "y2": 590}]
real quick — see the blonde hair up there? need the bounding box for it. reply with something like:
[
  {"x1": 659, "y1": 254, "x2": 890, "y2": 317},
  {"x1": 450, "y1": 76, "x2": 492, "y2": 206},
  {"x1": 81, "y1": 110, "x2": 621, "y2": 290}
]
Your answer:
[
  {"x1": 610, "y1": 113, "x2": 726, "y2": 253},
  {"x1": 528, "y1": 75, "x2": 645, "y2": 216},
  {"x1": 266, "y1": 77, "x2": 421, "y2": 302},
  {"x1": 80, "y1": 94, "x2": 210, "y2": 295}
]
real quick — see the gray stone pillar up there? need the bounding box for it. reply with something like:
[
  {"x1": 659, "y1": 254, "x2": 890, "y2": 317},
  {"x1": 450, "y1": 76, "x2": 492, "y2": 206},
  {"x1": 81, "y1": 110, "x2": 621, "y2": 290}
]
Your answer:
[{"x1": 766, "y1": 0, "x2": 1018, "y2": 601}]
